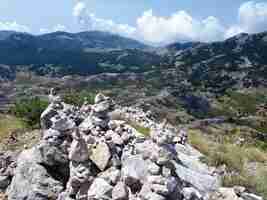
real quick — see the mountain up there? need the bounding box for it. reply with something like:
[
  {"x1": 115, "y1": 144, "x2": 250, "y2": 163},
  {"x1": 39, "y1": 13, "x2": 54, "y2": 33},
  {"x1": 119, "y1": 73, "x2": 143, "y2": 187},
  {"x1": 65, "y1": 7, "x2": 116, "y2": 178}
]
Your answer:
[
  {"x1": 173, "y1": 32, "x2": 267, "y2": 66},
  {"x1": 1, "y1": 31, "x2": 267, "y2": 200},
  {"x1": 0, "y1": 30, "x2": 148, "y2": 50},
  {"x1": 37, "y1": 31, "x2": 148, "y2": 50},
  {"x1": 1, "y1": 30, "x2": 267, "y2": 82},
  {"x1": 167, "y1": 31, "x2": 267, "y2": 92},
  {"x1": 166, "y1": 41, "x2": 203, "y2": 52},
  {"x1": 0, "y1": 31, "x2": 160, "y2": 76}
]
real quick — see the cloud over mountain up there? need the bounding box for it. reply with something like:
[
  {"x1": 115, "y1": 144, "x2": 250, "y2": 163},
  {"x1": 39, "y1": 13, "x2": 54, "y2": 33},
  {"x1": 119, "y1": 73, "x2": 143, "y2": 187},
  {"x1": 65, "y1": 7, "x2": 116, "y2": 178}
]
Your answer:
[
  {"x1": 72, "y1": 0, "x2": 267, "y2": 44},
  {"x1": 0, "y1": 21, "x2": 30, "y2": 33},
  {"x1": 0, "y1": 1, "x2": 267, "y2": 44},
  {"x1": 136, "y1": 10, "x2": 225, "y2": 44},
  {"x1": 72, "y1": 1, "x2": 136, "y2": 38},
  {"x1": 226, "y1": 1, "x2": 267, "y2": 37}
]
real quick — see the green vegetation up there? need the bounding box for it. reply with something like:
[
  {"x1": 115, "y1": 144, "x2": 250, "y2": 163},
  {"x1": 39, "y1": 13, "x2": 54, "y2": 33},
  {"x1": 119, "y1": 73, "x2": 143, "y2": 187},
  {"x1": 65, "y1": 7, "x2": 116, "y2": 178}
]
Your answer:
[
  {"x1": 210, "y1": 90, "x2": 267, "y2": 118},
  {"x1": 188, "y1": 129, "x2": 267, "y2": 198},
  {"x1": 129, "y1": 122, "x2": 151, "y2": 137},
  {"x1": 62, "y1": 90, "x2": 96, "y2": 107},
  {"x1": 0, "y1": 114, "x2": 26, "y2": 141},
  {"x1": 222, "y1": 167, "x2": 267, "y2": 199},
  {"x1": 10, "y1": 97, "x2": 49, "y2": 127}
]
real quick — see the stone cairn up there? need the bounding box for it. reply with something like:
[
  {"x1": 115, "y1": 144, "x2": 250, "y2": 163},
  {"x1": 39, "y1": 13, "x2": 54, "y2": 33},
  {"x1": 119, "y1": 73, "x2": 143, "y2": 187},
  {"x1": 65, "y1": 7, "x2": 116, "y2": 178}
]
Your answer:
[{"x1": 4, "y1": 91, "x2": 263, "y2": 200}]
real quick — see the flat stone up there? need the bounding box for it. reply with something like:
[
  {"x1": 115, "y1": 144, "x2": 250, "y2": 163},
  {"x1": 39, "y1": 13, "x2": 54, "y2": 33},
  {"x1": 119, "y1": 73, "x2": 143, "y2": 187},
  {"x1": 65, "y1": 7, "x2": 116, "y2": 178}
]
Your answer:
[
  {"x1": 241, "y1": 193, "x2": 263, "y2": 200},
  {"x1": 87, "y1": 178, "x2": 113, "y2": 199},
  {"x1": 182, "y1": 187, "x2": 203, "y2": 200},
  {"x1": 144, "y1": 192, "x2": 165, "y2": 200},
  {"x1": 99, "y1": 167, "x2": 121, "y2": 185},
  {"x1": 90, "y1": 142, "x2": 111, "y2": 171},
  {"x1": 68, "y1": 139, "x2": 89, "y2": 163},
  {"x1": 121, "y1": 155, "x2": 148, "y2": 187},
  {"x1": 172, "y1": 160, "x2": 219, "y2": 194},
  {"x1": 112, "y1": 182, "x2": 129, "y2": 200}
]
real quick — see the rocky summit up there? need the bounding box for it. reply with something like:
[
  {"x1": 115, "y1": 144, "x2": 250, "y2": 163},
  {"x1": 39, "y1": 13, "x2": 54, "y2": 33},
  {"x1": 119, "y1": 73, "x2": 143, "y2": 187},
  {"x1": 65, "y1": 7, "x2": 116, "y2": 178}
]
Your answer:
[{"x1": 0, "y1": 91, "x2": 263, "y2": 200}]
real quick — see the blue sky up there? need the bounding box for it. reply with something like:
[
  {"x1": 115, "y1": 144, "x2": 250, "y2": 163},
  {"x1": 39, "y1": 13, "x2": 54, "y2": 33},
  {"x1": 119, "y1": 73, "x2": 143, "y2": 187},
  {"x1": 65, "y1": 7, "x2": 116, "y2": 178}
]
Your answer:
[{"x1": 0, "y1": 0, "x2": 267, "y2": 44}]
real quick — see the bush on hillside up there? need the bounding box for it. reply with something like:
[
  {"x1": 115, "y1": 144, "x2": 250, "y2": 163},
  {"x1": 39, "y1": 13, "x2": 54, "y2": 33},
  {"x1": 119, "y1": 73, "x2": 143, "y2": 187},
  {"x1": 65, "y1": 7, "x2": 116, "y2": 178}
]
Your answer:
[
  {"x1": 62, "y1": 90, "x2": 96, "y2": 107},
  {"x1": 10, "y1": 97, "x2": 48, "y2": 127}
]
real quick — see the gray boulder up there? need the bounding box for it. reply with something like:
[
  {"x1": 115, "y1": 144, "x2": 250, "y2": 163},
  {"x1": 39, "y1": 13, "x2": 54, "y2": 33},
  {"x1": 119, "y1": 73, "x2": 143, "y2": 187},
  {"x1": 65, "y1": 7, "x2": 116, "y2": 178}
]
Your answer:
[
  {"x1": 99, "y1": 167, "x2": 121, "y2": 185},
  {"x1": 112, "y1": 182, "x2": 129, "y2": 200},
  {"x1": 0, "y1": 175, "x2": 10, "y2": 190},
  {"x1": 7, "y1": 148, "x2": 64, "y2": 200},
  {"x1": 172, "y1": 160, "x2": 219, "y2": 194},
  {"x1": 241, "y1": 193, "x2": 263, "y2": 200},
  {"x1": 87, "y1": 178, "x2": 113, "y2": 199},
  {"x1": 173, "y1": 144, "x2": 219, "y2": 194},
  {"x1": 121, "y1": 154, "x2": 148, "y2": 194}
]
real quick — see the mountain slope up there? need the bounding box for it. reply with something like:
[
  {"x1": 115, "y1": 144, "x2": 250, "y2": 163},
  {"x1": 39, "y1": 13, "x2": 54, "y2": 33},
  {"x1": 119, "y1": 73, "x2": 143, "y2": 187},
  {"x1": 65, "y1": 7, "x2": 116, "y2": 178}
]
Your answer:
[
  {"x1": 37, "y1": 31, "x2": 148, "y2": 50},
  {"x1": 0, "y1": 31, "x2": 163, "y2": 75},
  {"x1": 169, "y1": 31, "x2": 267, "y2": 92}
]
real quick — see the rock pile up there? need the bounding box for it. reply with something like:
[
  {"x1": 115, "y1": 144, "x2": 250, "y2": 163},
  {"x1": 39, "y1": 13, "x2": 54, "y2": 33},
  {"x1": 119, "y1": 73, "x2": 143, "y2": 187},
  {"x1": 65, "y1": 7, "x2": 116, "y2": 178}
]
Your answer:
[{"x1": 1, "y1": 92, "x2": 264, "y2": 200}]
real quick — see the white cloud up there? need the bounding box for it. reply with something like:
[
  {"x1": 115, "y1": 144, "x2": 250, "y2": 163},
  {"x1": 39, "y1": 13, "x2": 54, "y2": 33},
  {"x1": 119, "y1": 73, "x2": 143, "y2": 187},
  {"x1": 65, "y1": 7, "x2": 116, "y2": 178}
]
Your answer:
[
  {"x1": 136, "y1": 10, "x2": 195, "y2": 43},
  {"x1": 225, "y1": 26, "x2": 244, "y2": 38},
  {"x1": 136, "y1": 10, "x2": 225, "y2": 44},
  {"x1": 72, "y1": 1, "x2": 226, "y2": 44},
  {"x1": 198, "y1": 16, "x2": 225, "y2": 41},
  {"x1": 39, "y1": 28, "x2": 50, "y2": 34},
  {"x1": 72, "y1": 1, "x2": 136, "y2": 38},
  {"x1": 39, "y1": 24, "x2": 68, "y2": 34},
  {"x1": 73, "y1": 1, "x2": 87, "y2": 17},
  {"x1": 0, "y1": 1, "x2": 266, "y2": 45},
  {"x1": 239, "y1": 1, "x2": 267, "y2": 33},
  {"x1": 85, "y1": 14, "x2": 136, "y2": 37},
  {"x1": 135, "y1": 1, "x2": 267, "y2": 43},
  {"x1": 0, "y1": 21, "x2": 30, "y2": 32},
  {"x1": 225, "y1": 1, "x2": 267, "y2": 38},
  {"x1": 53, "y1": 24, "x2": 67, "y2": 32},
  {"x1": 70, "y1": 1, "x2": 267, "y2": 44}
]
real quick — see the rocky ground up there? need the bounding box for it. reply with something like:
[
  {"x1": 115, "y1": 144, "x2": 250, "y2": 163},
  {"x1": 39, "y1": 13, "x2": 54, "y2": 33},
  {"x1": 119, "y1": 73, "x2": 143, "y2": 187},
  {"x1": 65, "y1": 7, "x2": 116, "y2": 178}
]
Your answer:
[{"x1": 0, "y1": 91, "x2": 264, "y2": 200}]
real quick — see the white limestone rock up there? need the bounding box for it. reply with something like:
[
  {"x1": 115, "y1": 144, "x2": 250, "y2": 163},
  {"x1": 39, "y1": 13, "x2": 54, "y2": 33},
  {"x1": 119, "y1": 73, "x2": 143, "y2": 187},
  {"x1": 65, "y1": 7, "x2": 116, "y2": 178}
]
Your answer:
[
  {"x1": 90, "y1": 142, "x2": 111, "y2": 171},
  {"x1": 87, "y1": 178, "x2": 113, "y2": 199},
  {"x1": 112, "y1": 181, "x2": 129, "y2": 200}
]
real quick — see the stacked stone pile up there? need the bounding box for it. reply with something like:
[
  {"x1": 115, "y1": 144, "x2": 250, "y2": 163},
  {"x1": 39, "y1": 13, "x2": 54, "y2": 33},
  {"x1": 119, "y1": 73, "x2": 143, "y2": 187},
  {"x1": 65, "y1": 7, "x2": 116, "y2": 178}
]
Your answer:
[{"x1": 0, "y1": 91, "x2": 263, "y2": 200}]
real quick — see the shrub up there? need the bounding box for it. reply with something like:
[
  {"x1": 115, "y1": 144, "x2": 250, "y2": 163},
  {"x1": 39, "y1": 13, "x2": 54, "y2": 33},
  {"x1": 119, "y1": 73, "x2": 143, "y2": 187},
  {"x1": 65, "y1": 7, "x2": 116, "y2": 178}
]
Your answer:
[
  {"x1": 245, "y1": 147, "x2": 267, "y2": 163},
  {"x1": 10, "y1": 97, "x2": 48, "y2": 127},
  {"x1": 63, "y1": 90, "x2": 96, "y2": 107},
  {"x1": 130, "y1": 122, "x2": 150, "y2": 137},
  {"x1": 208, "y1": 144, "x2": 245, "y2": 172},
  {"x1": 0, "y1": 115, "x2": 26, "y2": 141},
  {"x1": 189, "y1": 128, "x2": 267, "y2": 198},
  {"x1": 222, "y1": 168, "x2": 267, "y2": 199},
  {"x1": 188, "y1": 129, "x2": 215, "y2": 156},
  {"x1": 253, "y1": 168, "x2": 267, "y2": 199},
  {"x1": 222, "y1": 173, "x2": 251, "y2": 188}
]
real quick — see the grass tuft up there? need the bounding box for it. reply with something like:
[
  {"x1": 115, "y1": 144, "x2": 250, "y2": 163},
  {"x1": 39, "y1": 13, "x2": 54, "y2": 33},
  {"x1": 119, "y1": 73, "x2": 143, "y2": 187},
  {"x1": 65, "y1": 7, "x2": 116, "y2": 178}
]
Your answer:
[
  {"x1": 188, "y1": 128, "x2": 267, "y2": 199},
  {"x1": 0, "y1": 114, "x2": 26, "y2": 141},
  {"x1": 130, "y1": 122, "x2": 150, "y2": 137}
]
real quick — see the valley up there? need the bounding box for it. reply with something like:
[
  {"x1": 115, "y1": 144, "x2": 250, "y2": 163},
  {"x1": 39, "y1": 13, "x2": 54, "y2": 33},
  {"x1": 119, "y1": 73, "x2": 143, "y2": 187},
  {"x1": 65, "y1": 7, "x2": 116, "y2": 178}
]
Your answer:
[{"x1": 0, "y1": 30, "x2": 267, "y2": 199}]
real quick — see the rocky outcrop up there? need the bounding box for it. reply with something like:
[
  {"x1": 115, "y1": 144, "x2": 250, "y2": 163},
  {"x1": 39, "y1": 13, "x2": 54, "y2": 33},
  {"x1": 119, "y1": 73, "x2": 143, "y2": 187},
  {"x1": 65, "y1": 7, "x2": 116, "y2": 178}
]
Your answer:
[
  {"x1": 4, "y1": 92, "x2": 264, "y2": 200},
  {"x1": 7, "y1": 148, "x2": 64, "y2": 200}
]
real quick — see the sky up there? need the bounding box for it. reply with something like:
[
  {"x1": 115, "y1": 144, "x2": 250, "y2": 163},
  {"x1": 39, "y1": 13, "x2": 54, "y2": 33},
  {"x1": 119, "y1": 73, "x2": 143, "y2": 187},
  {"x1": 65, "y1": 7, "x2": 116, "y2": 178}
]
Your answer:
[{"x1": 0, "y1": 0, "x2": 267, "y2": 45}]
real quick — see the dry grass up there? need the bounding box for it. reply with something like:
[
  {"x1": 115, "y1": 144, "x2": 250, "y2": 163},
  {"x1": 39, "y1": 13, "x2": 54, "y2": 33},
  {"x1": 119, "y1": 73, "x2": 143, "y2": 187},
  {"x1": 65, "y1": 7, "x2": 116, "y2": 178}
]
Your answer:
[
  {"x1": 245, "y1": 147, "x2": 267, "y2": 163},
  {"x1": 222, "y1": 167, "x2": 267, "y2": 199},
  {"x1": 209, "y1": 144, "x2": 246, "y2": 172},
  {"x1": 188, "y1": 129, "x2": 216, "y2": 156},
  {"x1": 188, "y1": 128, "x2": 267, "y2": 199},
  {"x1": 0, "y1": 114, "x2": 26, "y2": 141}
]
